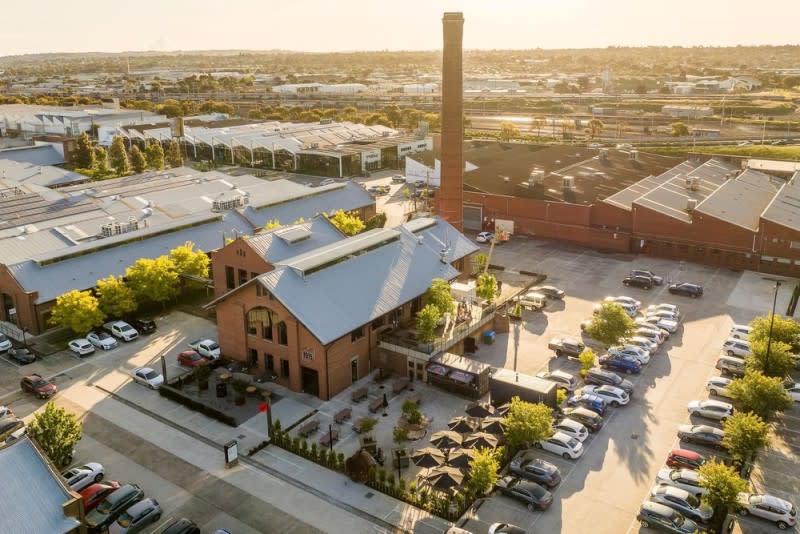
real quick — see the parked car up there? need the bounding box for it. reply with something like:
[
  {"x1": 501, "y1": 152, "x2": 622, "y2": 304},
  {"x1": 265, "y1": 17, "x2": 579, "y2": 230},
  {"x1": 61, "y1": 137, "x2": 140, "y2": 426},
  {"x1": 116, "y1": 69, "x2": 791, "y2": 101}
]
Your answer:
[
  {"x1": 687, "y1": 399, "x2": 734, "y2": 421},
  {"x1": 636, "y1": 326, "x2": 667, "y2": 344},
  {"x1": 646, "y1": 310, "x2": 681, "y2": 323},
  {"x1": 637, "y1": 316, "x2": 679, "y2": 333},
  {"x1": 722, "y1": 338, "x2": 751, "y2": 358},
  {"x1": 598, "y1": 353, "x2": 642, "y2": 375},
  {"x1": 391, "y1": 175, "x2": 406, "y2": 184},
  {"x1": 0, "y1": 405, "x2": 12, "y2": 418},
  {"x1": 608, "y1": 345, "x2": 651, "y2": 364},
  {"x1": 103, "y1": 320, "x2": 139, "y2": 342},
  {"x1": 530, "y1": 285, "x2": 565, "y2": 299},
  {"x1": 636, "y1": 321, "x2": 670, "y2": 339},
  {"x1": 534, "y1": 431, "x2": 584, "y2": 459},
  {"x1": 8, "y1": 347, "x2": 36, "y2": 364},
  {"x1": 706, "y1": 376, "x2": 734, "y2": 398},
  {"x1": 488, "y1": 524, "x2": 526, "y2": 534},
  {"x1": 160, "y1": 518, "x2": 201, "y2": 534},
  {"x1": 736, "y1": 493, "x2": 797, "y2": 530},
  {"x1": 131, "y1": 367, "x2": 164, "y2": 389},
  {"x1": 646, "y1": 303, "x2": 681, "y2": 318},
  {"x1": 560, "y1": 407, "x2": 603, "y2": 433},
  {"x1": 68, "y1": 338, "x2": 95, "y2": 357},
  {"x1": 627, "y1": 336, "x2": 658, "y2": 354},
  {"x1": 623, "y1": 275, "x2": 653, "y2": 290},
  {"x1": 81, "y1": 481, "x2": 122, "y2": 513},
  {"x1": 597, "y1": 301, "x2": 638, "y2": 318},
  {"x1": 476, "y1": 231, "x2": 494, "y2": 243},
  {"x1": 631, "y1": 269, "x2": 664, "y2": 285},
  {"x1": 553, "y1": 418, "x2": 589, "y2": 442},
  {"x1": 715, "y1": 355, "x2": 746, "y2": 377},
  {"x1": 566, "y1": 393, "x2": 607, "y2": 415},
  {"x1": 108, "y1": 497, "x2": 162, "y2": 534},
  {"x1": 0, "y1": 333, "x2": 11, "y2": 352},
  {"x1": 787, "y1": 383, "x2": 800, "y2": 402},
  {"x1": 87, "y1": 331, "x2": 119, "y2": 350},
  {"x1": 20, "y1": 374, "x2": 57, "y2": 399},
  {"x1": 656, "y1": 467, "x2": 707, "y2": 497},
  {"x1": 677, "y1": 424, "x2": 725, "y2": 450},
  {"x1": 669, "y1": 283, "x2": 703, "y2": 298},
  {"x1": 582, "y1": 385, "x2": 630, "y2": 406},
  {"x1": 85, "y1": 483, "x2": 145, "y2": 532},
  {"x1": 605, "y1": 295, "x2": 642, "y2": 310},
  {"x1": 729, "y1": 324, "x2": 752, "y2": 340},
  {"x1": 188, "y1": 339, "x2": 221, "y2": 360},
  {"x1": 0, "y1": 415, "x2": 24, "y2": 441},
  {"x1": 495, "y1": 475, "x2": 553, "y2": 510},
  {"x1": 666, "y1": 449, "x2": 706, "y2": 471},
  {"x1": 637, "y1": 500, "x2": 700, "y2": 533},
  {"x1": 62, "y1": 463, "x2": 105, "y2": 492},
  {"x1": 508, "y1": 453, "x2": 561, "y2": 488},
  {"x1": 535, "y1": 370, "x2": 578, "y2": 392},
  {"x1": 650, "y1": 484, "x2": 714, "y2": 524},
  {"x1": 584, "y1": 368, "x2": 634, "y2": 395},
  {"x1": 177, "y1": 350, "x2": 209, "y2": 368},
  {"x1": 127, "y1": 318, "x2": 156, "y2": 335},
  {"x1": 547, "y1": 337, "x2": 585, "y2": 358}
]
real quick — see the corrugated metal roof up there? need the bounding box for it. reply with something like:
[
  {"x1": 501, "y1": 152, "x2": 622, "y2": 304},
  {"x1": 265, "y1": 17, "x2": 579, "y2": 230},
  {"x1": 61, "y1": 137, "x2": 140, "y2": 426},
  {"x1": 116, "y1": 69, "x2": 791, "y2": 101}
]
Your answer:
[
  {"x1": 281, "y1": 228, "x2": 401, "y2": 274},
  {"x1": 402, "y1": 217, "x2": 479, "y2": 262},
  {"x1": 0, "y1": 159, "x2": 85, "y2": 187},
  {"x1": 603, "y1": 161, "x2": 700, "y2": 210},
  {"x1": 245, "y1": 216, "x2": 345, "y2": 263},
  {"x1": 0, "y1": 437, "x2": 80, "y2": 534},
  {"x1": 0, "y1": 144, "x2": 65, "y2": 166},
  {"x1": 761, "y1": 172, "x2": 800, "y2": 231},
  {"x1": 694, "y1": 169, "x2": 779, "y2": 230}
]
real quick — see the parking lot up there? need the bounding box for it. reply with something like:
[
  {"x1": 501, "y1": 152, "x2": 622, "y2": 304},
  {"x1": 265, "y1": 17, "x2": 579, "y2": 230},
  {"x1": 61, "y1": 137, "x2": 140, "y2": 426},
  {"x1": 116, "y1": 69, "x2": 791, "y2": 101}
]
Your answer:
[{"x1": 459, "y1": 237, "x2": 799, "y2": 534}]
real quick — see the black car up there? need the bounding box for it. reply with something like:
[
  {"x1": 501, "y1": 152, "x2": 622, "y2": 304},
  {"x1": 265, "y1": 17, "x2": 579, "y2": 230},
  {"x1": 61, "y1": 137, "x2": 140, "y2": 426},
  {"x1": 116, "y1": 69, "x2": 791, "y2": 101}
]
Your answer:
[
  {"x1": 630, "y1": 269, "x2": 664, "y2": 285},
  {"x1": 669, "y1": 283, "x2": 703, "y2": 298},
  {"x1": 85, "y1": 483, "x2": 144, "y2": 532},
  {"x1": 585, "y1": 367, "x2": 634, "y2": 396},
  {"x1": 623, "y1": 275, "x2": 653, "y2": 289},
  {"x1": 495, "y1": 475, "x2": 553, "y2": 511},
  {"x1": 677, "y1": 425, "x2": 725, "y2": 449},
  {"x1": 637, "y1": 501, "x2": 699, "y2": 533},
  {"x1": 161, "y1": 518, "x2": 201, "y2": 534},
  {"x1": 8, "y1": 347, "x2": 36, "y2": 364},
  {"x1": 127, "y1": 318, "x2": 156, "y2": 335},
  {"x1": 560, "y1": 407, "x2": 603, "y2": 432},
  {"x1": 509, "y1": 452, "x2": 561, "y2": 488}
]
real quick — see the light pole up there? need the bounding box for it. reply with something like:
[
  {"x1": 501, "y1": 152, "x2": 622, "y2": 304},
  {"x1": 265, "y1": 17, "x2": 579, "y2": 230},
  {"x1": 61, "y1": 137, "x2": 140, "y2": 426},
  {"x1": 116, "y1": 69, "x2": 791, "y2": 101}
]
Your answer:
[{"x1": 765, "y1": 280, "x2": 782, "y2": 374}]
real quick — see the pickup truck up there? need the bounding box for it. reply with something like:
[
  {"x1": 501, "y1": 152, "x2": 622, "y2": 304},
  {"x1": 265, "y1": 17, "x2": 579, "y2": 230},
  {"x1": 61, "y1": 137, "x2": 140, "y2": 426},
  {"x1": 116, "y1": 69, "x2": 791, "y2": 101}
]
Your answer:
[
  {"x1": 103, "y1": 321, "x2": 139, "y2": 342},
  {"x1": 548, "y1": 337, "x2": 585, "y2": 358},
  {"x1": 188, "y1": 339, "x2": 221, "y2": 360}
]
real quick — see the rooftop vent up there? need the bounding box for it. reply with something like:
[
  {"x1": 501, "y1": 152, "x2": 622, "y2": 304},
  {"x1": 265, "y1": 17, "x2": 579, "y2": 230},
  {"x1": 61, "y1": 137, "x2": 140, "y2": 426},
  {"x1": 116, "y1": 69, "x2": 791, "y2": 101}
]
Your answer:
[
  {"x1": 629, "y1": 150, "x2": 639, "y2": 161},
  {"x1": 100, "y1": 217, "x2": 139, "y2": 238},
  {"x1": 211, "y1": 195, "x2": 249, "y2": 212},
  {"x1": 562, "y1": 176, "x2": 575, "y2": 191},
  {"x1": 529, "y1": 169, "x2": 545, "y2": 185},
  {"x1": 684, "y1": 176, "x2": 699, "y2": 191},
  {"x1": 686, "y1": 198, "x2": 698, "y2": 211}
]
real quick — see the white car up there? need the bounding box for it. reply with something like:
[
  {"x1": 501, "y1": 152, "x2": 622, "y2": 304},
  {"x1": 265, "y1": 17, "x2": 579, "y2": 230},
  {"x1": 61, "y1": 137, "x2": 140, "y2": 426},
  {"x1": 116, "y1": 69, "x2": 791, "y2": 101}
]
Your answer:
[
  {"x1": 534, "y1": 431, "x2": 584, "y2": 459},
  {"x1": 645, "y1": 310, "x2": 680, "y2": 323},
  {"x1": 786, "y1": 383, "x2": 800, "y2": 402},
  {"x1": 553, "y1": 418, "x2": 588, "y2": 442},
  {"x1": 635, "y1": 326, "x2": 667, "y2": 343},
  {"x1": 595, "y1": 302, "x2": 638, "y2": 318},
  {"x1": 627, "y1": 336, "x2": 658, "y2": 353},
  {"x1": 0, "y1": 405, "x2": 12, "y2": 418},
  {"x1": 729, "y1": 324, "x2": 752, "y2": 340},
  {"x1": 687, "y1": 399, "x2": 734, "y2": 421},
  {"x1": 131, "y1": 367, "x2": 164, "y2": 389},
  {"x1": 605, "y1": 296, "x2": 642, "y2": 310},
  {"x1": 645, "y1": 304, "x2": 681, "y2": 318},
  {"x1": 0, "y1": 333, "x2": 11, "y2": 352},
  {"x1": 637, "y1": 316, "x2": 678, "y2": 333},
  {"x1": 656, "y1": 467, "x2": 706, "y2": 496},
  {"x1": 536, "y1": 370, "x2": 578, "y2": 392},
  {"x1": 86, "y1": 331, "x2": 119, "y2": 350},
  {"x1": 476, "y1": 231, "x2": 494, "y2": 243},
  {"x1": 583, "y1": 385, "x2": 630, "y2": 406},
  {"x1": 737, "y1": 493, "x2": 797, "y2": 530},
  {"x1": 68, "y1": 338, "x2": 95, "y2": 357},
  {"x1": 609, "y1": 345, "x2": 651, "y2": 365},
  {"x1": 61, "y1": 463, "x2": 104, "y2": 491},
  {"x1": 722, "y1": 338, "x2": 751, "y2": 358},
  {"x1": 706, "y1": 376, "x2": 734, "y2": 398}
]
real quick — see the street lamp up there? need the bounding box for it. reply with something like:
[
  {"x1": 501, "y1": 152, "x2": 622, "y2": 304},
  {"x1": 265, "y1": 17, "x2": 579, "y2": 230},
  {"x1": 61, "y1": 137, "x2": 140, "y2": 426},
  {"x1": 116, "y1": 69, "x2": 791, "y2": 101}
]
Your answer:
[{"x1": 765, "y1": 280, "x2": 782, "y2": 374}]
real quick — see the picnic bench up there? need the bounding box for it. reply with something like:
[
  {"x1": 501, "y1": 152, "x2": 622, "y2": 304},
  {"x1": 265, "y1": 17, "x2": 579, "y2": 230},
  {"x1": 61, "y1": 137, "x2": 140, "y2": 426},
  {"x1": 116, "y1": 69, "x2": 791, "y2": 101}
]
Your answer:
[
  {"x1": 392, "y1": 377, "x2": 410, "y2": 393},
  {"x1": 319, "y1": 429, "x2": 339, "y2": 446},
  {"x1": 369, "y1": 397, "x2": 384, "y2": 414},
  {"x1": 298, "y1": 419, "x2": 319, "y2": 437},
  {"x1": 351, "y1": 387, "x2": 368, "y2": 403},
  {"x1": 334, "y1": 407, "x2": 352, "y2": 424}
]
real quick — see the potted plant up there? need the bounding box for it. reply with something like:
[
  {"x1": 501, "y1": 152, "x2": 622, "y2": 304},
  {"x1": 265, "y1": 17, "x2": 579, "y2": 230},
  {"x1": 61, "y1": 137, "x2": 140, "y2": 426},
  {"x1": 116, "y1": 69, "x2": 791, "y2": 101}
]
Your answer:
[{"x1": 232, "y1": 379, "x2": 248, "y2": 405}]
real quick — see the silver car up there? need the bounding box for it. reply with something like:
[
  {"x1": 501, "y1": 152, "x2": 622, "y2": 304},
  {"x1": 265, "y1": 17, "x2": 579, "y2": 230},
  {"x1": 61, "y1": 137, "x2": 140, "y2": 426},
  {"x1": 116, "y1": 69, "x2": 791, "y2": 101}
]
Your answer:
[
  {"x1": 737, "y1": 493, "x2": 797, "y2": 530},
  {"x1": 705, "y1": 377, "x2": 734, "y2": 398},
  {"x1": 687, "y1": 399, "x2": 734, "y2": 421},
  {"x1": 108, "y1": 497, "x2": 162, "y2": 534},
  {"x1": 87, "y1": 331, "x2": 119, "y2": 350},
  {"x1": 583, "y1": 385, "x2": 630, "y2": 406},
  {"x1": 650, "y1": 484, "x2": 713, "y2": 523}
]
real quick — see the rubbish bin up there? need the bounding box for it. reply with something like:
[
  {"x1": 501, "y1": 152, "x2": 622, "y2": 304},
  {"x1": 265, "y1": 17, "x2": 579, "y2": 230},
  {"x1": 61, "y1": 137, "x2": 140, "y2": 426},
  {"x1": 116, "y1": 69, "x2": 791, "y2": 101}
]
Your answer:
[
  {"x1": 216, "y1": 382, "x2": 228, "y2": 398},
  {"x1": 483, "y1": 331, "x2": 496, "y2": 345}
]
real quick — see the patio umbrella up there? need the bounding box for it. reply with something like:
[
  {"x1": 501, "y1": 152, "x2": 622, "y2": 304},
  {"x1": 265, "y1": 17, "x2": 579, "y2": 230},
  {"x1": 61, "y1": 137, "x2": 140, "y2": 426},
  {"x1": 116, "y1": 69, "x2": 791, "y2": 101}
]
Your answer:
[
  {"x1": 495, "y1": 402, "x2": 512, "y2": 417},
  {"x1": 463, "y1": 432, "x2": 500, "y2": 449},
  {"x1": 480, "y1": 417, "x2": 506, "y2": 435},
  {"x1": 410, "y1": 447, "x2": 446, "y2": 468},
  {"x1": 446, "y1": 448, "x2": 477, "y2": 469},
  {"x1": 448, "y1": 416, "x2": 477, "y2": 433},
  {"x1": 430, "y1": 430, "x2": 463, "y2": 449},
  {"x1": 423, "y1": 466, "x2": 465, "y2": 490},
  {"x1": 465, "y1": 401, "x2": 496, "y2": 418}
]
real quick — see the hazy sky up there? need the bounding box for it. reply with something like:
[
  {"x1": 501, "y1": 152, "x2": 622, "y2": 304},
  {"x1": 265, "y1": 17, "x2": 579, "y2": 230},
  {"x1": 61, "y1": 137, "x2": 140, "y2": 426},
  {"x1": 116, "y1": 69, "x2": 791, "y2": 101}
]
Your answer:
[{"x1": 2, "y1": 0, "x2": 798, "y2": 56}]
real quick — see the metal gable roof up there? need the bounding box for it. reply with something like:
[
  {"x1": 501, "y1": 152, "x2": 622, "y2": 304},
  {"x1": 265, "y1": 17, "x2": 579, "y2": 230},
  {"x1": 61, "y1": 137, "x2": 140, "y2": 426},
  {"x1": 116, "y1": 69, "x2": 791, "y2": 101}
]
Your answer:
[{"x1": 244, "y1": 216, "x2": 345, "y2": 264}]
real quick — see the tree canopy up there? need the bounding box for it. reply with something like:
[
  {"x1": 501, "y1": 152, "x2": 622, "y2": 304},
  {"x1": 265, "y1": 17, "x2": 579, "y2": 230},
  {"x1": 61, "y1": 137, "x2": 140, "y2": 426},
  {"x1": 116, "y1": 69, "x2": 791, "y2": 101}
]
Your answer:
[
  {"x1": 587, "y1": 118, "x2": 604, "y2": 139},
  {"x1": 27, "y1": 402, "x2": 83, "y2": 468},
  {"x1": 476, "y1": 273, "x2": 498, "y2": 303},
  {"x1": 48, "y1": 289, "x2": 105, "y2": 334},
  {"x1": 95, "y1": 275, "x2": 137, "y2": 318},
  {"x1": 585, "y1": 302, "x2": 634, "y2": 347},
  {"x1": 415, "y1": 304, "x2": 441, "y2": 344},
  {"x1": 722, "y1": 412, "x2": 769, "y2": 465},
  {"x1": 749, "y1": 313, "x2": 800, "y2": 351},
  {"x1": 109, "y1": 135, "x2": 130, "y2": 175},
  {"x1": 328, "y1": 209, "x2": 365, "y2": 236},
  {"x1": 671, "y1": 122, "x2": 691, "y2": 136},
  {"x1": 698, "y1": 459, "x2": 747, "y2": 512},
  {"x1": 94, "y1": 146, "x2": 110, "y2": 175},
  {"x1": 125, "y1": 256, "x2": 179, "y2": 304},
  {"x1": 466, "y1": 448, "x2": 500, "y2": 495},
  {"x1": 130, "y1": 145, "x2": 147, "y2": 173},
  {"x1": 165, "y1": 140, "x2": 183, "y2": 168},
  {"x1": 746, "y1": 337, "x2": 795, "y2": 378},
  {"x1": 145, "y1": 141, "x2": 165, "y2": 170},
  {"x1": 169, "y1": 241, "x2": 210, "y2": 279},
  {"x1": 504, "y1": 397, "x2": 554, "y2": 455},
  {"x1": 426, "y1": 278, "x2": 455, "y2": 316},
  {"x1": 728, "y1": 370, "x2": 792, "y2": 420},
  {"x1": 499, "y1": 121, "x2": 520, "y2": 142},
  {"x1": 72, "y1": 132, "x2": 95, "y2": 169}
]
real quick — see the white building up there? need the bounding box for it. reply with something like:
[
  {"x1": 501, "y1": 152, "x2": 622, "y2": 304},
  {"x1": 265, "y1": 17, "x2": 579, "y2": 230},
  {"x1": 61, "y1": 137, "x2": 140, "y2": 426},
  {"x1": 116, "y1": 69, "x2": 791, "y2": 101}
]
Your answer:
[{"x1": 403, "y1": 83, "x2": 438, "y2": 94}]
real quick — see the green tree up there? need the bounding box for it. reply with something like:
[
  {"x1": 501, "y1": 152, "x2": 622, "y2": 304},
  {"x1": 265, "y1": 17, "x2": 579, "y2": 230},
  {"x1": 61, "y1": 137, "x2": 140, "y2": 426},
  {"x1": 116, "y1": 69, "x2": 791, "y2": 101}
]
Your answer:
[
  {"x1": 364, "y1": 212, "x2": 387, "y2": 231},
  {"x1": 585, "y1": 302, "x2": 634, "y2": 347},
  {"x1": 746, "y1": 338, "x2": 795, "y2": 378},
  {"x1": 578, "y1": 349, "x2": 596, "y2": 377},
  {"x1": 263, "y1": 219, "x2": 282, "y2": 231},
  {"x1": 426, "y1": 278, "x2": 455, "y2": 316},
  {"x1": 728, "y1": 370, "x2": 792, "y2": 420},
  {"x1": 504, "y1": 397, "x2": 554, "y2": 455},
  {"x1": 473, "y1": 252, "x2": 488, "y2": 274},
  {"x1": 328, "y1": 209, "x2": 365, "y2": 236},
  {"x1": 130, "y1": 145, "x2": 147, "y2": 173},
  {"x1": 27, "y1": 402, "x2": 83, "y2": 468},
  {"x1": 72, "y1": 132, "x2": 95, "y2": 169},
  {"x1": 145, "y1": 141, "x2": 165, "y2": 170},
  {"x1": 93, "y1": 146, "x2": 110, "y2": 176},
  {"x1": 698, "y1": 459, "x2": 747, "y2": 512},
  {"x1": 125, "y1": 256, "x2": 179, "y2": 304},
  {"x1": 169, "y1": 241, "x2": 210, "y2": 278},
  {"x1": 95, "y1": 275, "x2": 137, "y2": 318},
  {"x1": 466, "y1": 448, "x2": 500, "y2": 495},
  {"x1": 748, "y1": 313, "x2": 800, "y2": 352},
  {"x1": 499, "y1": 121, "x2": 520, "y2": 142},
  {"x1": 722, "y1": 412, "x2": 769, "y2": 465},
  {"x1": 476, "y1": 272, "x2": 498, "y2": 303},
  {"x1": 587, "y1": 118, "x2": 604, "y2": 139},
  {"x1": 165, "y1": 139, "x2": 183, "y2": 168},
  {"x1": 671, "y1": 122, "x2": 691, "y2": 137},
  {"x1": 531, "y1": 116, "x2": 546, "y2": 137},
  {"x1": 109, "y1": 135, "x2": 130, "y2": 175},
  {"x1": 48, "y1": 289, "x2": 105, "y2": 334},
  {"x1": 415, "y1": 304, "x2": 441, "y2": 344}
]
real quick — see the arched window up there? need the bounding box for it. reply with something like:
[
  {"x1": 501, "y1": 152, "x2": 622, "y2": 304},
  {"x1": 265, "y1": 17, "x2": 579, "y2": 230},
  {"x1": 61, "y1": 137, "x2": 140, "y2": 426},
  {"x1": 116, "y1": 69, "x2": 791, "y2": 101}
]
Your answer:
[
  {"x1": 247, "y1": 307, "x2": 276, "y2": 340},
  {"x1": 276, "y1": 321, "x2": 288, "y2": 346}
]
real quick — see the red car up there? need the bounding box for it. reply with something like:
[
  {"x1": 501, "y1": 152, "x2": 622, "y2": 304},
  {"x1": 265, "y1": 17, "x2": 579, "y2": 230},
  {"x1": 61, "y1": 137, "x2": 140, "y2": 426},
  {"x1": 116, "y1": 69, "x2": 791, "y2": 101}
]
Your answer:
[
  {"x1": 80, "y1": 481, "x2": 121, "y2": 513},
  {"x1": 20, "y1": 374, "x2": 57, "y2": 399},
  {"x1": 666, "y1": 448, "x2": 706, "y2": 470},
  {"x1": 177, "y1": 350, "x2": 209, "y2": 368}
]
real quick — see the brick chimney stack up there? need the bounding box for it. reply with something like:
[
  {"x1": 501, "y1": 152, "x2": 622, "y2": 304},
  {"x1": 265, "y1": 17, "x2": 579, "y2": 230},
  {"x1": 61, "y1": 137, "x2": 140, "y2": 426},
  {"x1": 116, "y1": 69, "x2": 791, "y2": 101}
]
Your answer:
[{"x1": 437, "y1": 12, "x2": 464, "y2": 230}]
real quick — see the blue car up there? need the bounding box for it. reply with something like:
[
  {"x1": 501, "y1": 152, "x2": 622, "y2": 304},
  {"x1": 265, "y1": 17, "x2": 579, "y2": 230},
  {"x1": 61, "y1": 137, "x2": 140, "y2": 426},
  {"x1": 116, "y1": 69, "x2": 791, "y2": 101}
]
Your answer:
[
  {"x1": 599, "y1": 354, "x2": 642, "y2": 375},
  {"x1": 566, "y1": 393, "x2": 607, "y2": 415}
]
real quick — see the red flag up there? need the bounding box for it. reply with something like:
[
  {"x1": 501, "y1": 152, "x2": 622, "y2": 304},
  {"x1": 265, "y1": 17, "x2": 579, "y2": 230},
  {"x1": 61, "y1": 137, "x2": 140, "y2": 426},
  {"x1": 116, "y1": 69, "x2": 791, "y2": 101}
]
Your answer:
[{"x1": 259, "y1": 402, "x2": 269, "y2": 412}]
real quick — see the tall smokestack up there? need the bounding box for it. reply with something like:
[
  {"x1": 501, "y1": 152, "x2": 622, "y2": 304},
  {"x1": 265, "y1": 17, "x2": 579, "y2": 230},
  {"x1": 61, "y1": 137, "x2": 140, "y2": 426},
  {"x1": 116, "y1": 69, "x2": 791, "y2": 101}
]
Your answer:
[{"x1": 437, "y1": 12, "x2": 464, "y2": 231}]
